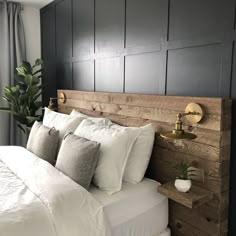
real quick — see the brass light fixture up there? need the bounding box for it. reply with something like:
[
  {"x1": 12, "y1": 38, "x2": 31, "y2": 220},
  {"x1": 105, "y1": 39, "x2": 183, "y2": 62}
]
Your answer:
[
  {"x1": 48, "y1": 92, "x2": 66, "y2": 110},
  {"x1": 160, "y1": 103, "x2": 203, "y2": 140}
]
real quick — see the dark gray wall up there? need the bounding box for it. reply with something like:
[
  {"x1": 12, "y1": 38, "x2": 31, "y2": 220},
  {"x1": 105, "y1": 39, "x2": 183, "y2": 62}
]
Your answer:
[{"x1": 40, "y1": 0, "x2": 236, "y2": 234}]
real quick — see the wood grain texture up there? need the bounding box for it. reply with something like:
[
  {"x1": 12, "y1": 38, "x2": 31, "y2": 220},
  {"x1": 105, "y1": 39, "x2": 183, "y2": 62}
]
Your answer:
[
  {"x1": 62, "y1": 97, "x2": 222, "y2": 131},
  {"x1": 57, "y1": 90, "x2": 231, "y2": 236},
  {"x1": 158, "y1": 181, "x2": 213, "y2": 208},
  {"x1": 170, "y1": 202, "x2": 219, "y2": 235}
]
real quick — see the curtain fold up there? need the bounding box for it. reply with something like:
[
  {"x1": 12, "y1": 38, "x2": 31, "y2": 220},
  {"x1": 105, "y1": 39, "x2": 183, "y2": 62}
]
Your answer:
[{"x1": 0, "y1": 0, "x2": 26, "y2": 145}]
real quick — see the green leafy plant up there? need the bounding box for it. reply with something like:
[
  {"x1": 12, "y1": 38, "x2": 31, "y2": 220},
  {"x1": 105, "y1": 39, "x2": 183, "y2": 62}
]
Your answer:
[
  {"x1": 0, "y1": 59, "x2": 43, "y2": 135},
  {"x1": 176, "y1": 160, "x2": 196, "y2": 180}
]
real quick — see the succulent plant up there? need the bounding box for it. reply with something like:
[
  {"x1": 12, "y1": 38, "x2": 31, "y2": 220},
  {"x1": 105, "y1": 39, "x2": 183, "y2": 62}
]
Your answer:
[{"x1": 176, "y1": 160, "x2": 196, "y2": 180}]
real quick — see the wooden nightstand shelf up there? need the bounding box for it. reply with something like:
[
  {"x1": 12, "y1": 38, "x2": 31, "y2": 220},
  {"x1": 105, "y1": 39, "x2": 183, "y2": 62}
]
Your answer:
[{"x1": 158, "y1": 181, "x2": 213, "y2": 209}]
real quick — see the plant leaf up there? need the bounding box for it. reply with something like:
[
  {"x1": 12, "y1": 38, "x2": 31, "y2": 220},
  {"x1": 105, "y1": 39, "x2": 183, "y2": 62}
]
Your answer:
[
  {"x1": 26, "y1": 116, "x2": 40, "y2": 122},
  {"x1": 21, "y1": 61, "x2": 32, "y2": 74},
  {"x1": 33, "y1": 58, "x2": 43, "y2": 67},
  {"x1": 24, "y1": 74, "x2": 33, "y2": 86},
  {"x1": 32, "y1": 76, "x2": 40, "y2": 85},
  {"x1": 16, "y1": 67, "x2": 27, "y2": 76}
]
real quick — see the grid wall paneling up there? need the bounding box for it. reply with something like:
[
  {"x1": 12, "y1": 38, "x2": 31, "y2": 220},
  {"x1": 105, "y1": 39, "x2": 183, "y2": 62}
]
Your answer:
[{"x1": 40, "y1": 0, "x2": 236, "y2": 235}]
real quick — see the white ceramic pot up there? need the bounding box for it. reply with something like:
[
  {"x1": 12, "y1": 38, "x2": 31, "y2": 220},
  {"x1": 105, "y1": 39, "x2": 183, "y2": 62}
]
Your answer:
[{"x1": 174, "y1": 179, "x2": 191, "y2": 192}]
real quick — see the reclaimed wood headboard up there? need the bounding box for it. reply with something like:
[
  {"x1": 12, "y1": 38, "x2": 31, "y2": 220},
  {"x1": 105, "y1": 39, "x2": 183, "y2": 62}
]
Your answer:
[{"x1": 57, "y1": 90, "x2": 231, "y2": 236}]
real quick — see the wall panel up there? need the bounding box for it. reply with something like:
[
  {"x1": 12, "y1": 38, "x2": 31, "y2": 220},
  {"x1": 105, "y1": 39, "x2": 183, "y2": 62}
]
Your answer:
[
  {"x1": 73, "y1": 61, "x2": 94, "y2": 91},
  {"x1": 72, "y1": 0, "x2": 94, "y2": 57},
  {"x1": 168, "y1": 0, "x2": 234, "y2": 41},
  {"x1": 166, "y1": 44, "x2": 222, "y2": 96},
  {"x1": 56, "y1": 62, "x2": 72, "y2": 89},
  {"x1": 41, "y1": 6, "x2": 55, "y2": 61},
  {"x1": 42, "y1": 63, "x2": 57, "y2": 103},
  {"x1": 126, "y1": 0, "x2": 165, "y2": 48},
  {"x1": 95, "y1": 0, "x2": 125, "y2": 54},
  {"x1": 55, "y1": 0, "x2": 72, "y2": 60},
  {"x1": 41, "y1": 5, "x2": 56, "y2": 104},
  {"x1": 125, "y1": 52, "x2": 162, "y2": 94},
  {"x1": 231, "y1": 43, "x2": 236, "y2": 98},
  {"x1": 95, "y1": 57, "x2": 123, "y2": 92}
]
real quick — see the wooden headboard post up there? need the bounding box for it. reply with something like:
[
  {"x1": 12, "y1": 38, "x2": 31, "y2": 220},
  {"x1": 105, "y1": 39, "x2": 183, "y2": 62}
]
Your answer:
[{"x1": 58, "y1": 90, "x2": 231, "y2": 236}]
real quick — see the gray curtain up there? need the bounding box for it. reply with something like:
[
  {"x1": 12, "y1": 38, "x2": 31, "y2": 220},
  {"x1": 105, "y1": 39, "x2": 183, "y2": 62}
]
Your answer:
[{"x1": 0, "y1": 0, "x2": 26, "y2": 145}]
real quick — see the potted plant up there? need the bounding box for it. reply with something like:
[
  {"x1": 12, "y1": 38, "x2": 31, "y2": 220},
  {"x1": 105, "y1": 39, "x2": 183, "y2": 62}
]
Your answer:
[
  {"x1": 174, "y1": 160, "x2": 195, "y2": 192},
  {"x1": 0, "y1": 59, "x2": 43, "y2": 136}
]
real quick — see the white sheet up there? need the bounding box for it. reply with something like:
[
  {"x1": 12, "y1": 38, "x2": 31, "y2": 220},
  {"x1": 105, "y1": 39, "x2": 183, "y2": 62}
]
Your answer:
[
  {"x1": 0, "y1": 146, "x2": 111, "y2": 236},
  {"x1": 89, "y1": 178, "x2": 169, "y2": 236}
]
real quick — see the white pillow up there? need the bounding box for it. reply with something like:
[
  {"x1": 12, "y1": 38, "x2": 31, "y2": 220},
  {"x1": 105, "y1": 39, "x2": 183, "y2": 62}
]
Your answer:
[
  {"x1": 43, "y1": 108, "x2": 85, "y2": 144},
  {"x1": 111, "y1": 123, "x2": 155, "y2": 184},
  {"x1": 74, "y1": 119, "x2": 139, "y2": 194},
  {"x1": 70, "y1": 109, "x2": 112, "y2": 126}
]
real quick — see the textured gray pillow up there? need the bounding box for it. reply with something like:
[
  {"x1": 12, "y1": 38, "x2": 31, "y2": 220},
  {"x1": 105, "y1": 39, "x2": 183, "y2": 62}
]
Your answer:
[
  {"x1": 27, "y1": 121, "x2": 59, "y2": 164},
  {"x1": 55, "y1": 133, "x2": 100, "y2": 190}
]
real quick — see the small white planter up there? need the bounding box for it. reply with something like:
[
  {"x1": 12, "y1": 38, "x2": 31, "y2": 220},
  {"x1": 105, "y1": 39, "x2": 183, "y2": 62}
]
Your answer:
[{"x1": 174, "y1": 179, "x2": 191, "y2": 192}]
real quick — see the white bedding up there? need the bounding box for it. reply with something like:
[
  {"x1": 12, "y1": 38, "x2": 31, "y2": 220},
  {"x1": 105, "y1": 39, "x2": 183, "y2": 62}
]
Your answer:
[
  {"x1": 0, "y1": 146, "x2": 111, "y2": 236},
  {"x1": 89, "y1": 178, "x2": 169, "y2": 236}
]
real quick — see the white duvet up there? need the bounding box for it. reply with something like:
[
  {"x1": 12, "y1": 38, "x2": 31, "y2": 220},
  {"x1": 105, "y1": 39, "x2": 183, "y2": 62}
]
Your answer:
[{"x1": 0, "y1": 146, "x2": 111, "y2": 236}]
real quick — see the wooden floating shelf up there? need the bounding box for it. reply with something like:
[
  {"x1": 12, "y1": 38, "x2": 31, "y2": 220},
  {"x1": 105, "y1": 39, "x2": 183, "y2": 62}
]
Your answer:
[{"x1": 158, "y1": 181, "x2": 213, "y2": 209}]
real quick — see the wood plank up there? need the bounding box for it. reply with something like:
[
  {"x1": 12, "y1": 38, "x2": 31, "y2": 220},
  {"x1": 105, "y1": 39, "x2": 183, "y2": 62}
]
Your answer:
[
  {"x1": 169, "y1": 216, "x2": 212, "y2": 236},
  {"x1": 220, "y1": 220, "x2": 228, "y2": 236},
  {"x1": 148, "y1": 167, "x2": 229, "y2": 193},
  {"x1": 221, "y1": 160, "x2": 230, "y2": 177},
  {"x1": 221, "y1": 130, "x2": 231, "y2": 147},
  {"x1": 194, "y1": 176, "x2": 230, "y2": 193},
  {"x1": 207, "y1": 192, "x2": 228, "y2": 208},
  {"x1": 152, "y1": 147, "x2": 221, "y2": 178},
  {"x1": 220, "y1": 145, "x2": 231, "y2": 161},
  {"x1": 173, "y1": 196, "x2": 222, "y2": 223},
  {"x1": 155, "y1": 137, "x2": 220, "y2": 162},
  {"x1": 219, "y1": 192, "x2": 229, "y2": 222},
  {"x1": 152, "y1": 147, "x2": 229, "y2": 178},
  {"x1": 222, "y1": 99, "x2": 232, "y2": 116},
  {"x1": 58, "y1": 90, "x2": 224, "y2": 115},
  {"x1": 170, "y1": 198, "x2": 224, "y2": 225},
  {"x1": 170, "y1": 202, "x2": 219, "y2": 235},
  {"x1": 158, "y1": 182, "x2": 213, "y2": 208},
  {"x1": 198, "y1": 203, "x2": 221, "y2": 224},
  {"x1": 60, "y1": 98, "x2": 222, "y2": 131},
  {"x1": 58, "y1": 105, "x2": 223, "y2": 148},
  {"x1": 221, "y1": 115, "x2": 231, "y2": 131}
]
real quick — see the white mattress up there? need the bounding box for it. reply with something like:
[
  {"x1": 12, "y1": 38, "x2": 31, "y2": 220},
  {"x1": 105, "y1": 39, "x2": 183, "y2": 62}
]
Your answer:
[{"x1": 89, "y1": 178, "x2": 169, "y2": 236}]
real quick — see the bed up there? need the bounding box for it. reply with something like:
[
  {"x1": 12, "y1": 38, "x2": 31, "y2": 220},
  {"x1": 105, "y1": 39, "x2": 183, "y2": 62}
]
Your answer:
[
  {"x1": 0, "y1": 90, "x2": 231, "y2": 236},
  {"x1": 0, "y1": 145, "x2": 169, "y2": 236},
  {"x1": 0, "y1": 146, "x2": 111, "y2": 236}
]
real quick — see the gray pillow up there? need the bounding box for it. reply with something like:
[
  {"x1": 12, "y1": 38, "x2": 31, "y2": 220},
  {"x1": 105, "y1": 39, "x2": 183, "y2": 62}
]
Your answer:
[
  {"x1": 27, "y1": 121, "x2": 59, "y2": 164},
  {"x1": 55, "y1": 133, "x2": 100, "y2": 190}
]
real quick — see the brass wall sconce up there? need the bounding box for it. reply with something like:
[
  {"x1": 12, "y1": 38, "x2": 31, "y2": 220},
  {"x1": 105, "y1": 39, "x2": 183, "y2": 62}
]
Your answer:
[
  {"x1": 48, "y1": 92, "x2": 66, "y2": 110},
  {"x1": 160, "y1": 103, "x2": 203, "y2": 140}
]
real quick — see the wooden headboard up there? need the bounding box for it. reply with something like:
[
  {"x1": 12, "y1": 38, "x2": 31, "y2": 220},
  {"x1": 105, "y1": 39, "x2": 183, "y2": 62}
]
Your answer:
[{"x1": 57, "y1": 90, "x2": 231, "y2": 236}]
